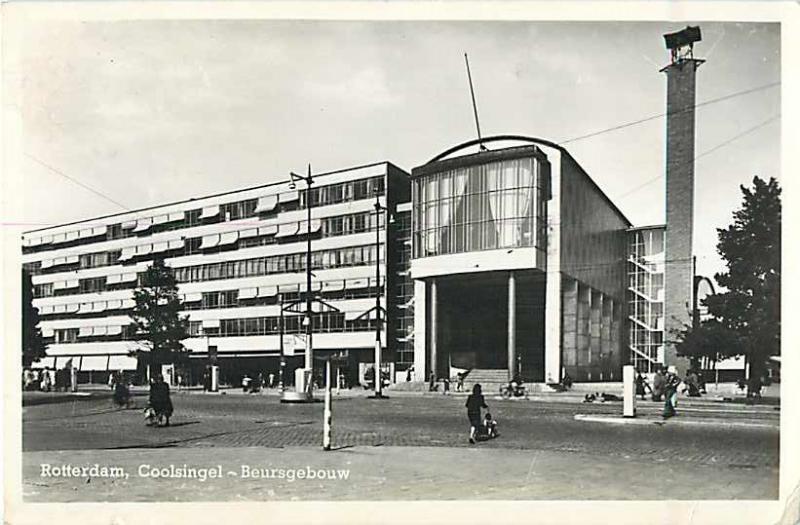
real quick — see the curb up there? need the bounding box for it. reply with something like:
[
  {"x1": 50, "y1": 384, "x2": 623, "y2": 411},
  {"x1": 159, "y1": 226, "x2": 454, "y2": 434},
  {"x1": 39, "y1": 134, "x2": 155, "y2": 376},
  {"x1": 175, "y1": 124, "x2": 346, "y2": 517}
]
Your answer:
[{"x1": 573, "y1": 413, "x2": 779, "y2": 429}]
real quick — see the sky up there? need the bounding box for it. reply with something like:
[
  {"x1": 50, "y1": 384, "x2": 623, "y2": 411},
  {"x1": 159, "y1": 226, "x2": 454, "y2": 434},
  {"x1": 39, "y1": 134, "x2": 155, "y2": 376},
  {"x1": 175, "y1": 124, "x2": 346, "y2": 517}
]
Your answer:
[{"x1": 7, "y1": 19, "x2": 780, "y2": 280}]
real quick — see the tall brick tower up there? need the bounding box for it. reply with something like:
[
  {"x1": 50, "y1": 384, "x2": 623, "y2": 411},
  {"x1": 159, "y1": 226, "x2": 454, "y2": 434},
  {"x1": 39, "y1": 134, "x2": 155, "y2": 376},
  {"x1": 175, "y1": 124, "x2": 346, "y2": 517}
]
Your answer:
[{"x1": 661, "y1": 26, "x2": 704, "y2": 375}]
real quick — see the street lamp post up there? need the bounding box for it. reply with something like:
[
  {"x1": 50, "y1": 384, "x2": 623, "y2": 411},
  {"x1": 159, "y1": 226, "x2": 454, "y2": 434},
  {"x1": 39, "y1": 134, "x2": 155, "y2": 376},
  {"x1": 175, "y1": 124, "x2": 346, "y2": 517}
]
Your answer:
[
  {"x1": 289, "y1": 165, "x2": 314, "y2": 400},
  {"x1": 279, "y1": 293, "x2": 285, "y2": 393},
  {"x1": 371, "y1": 189, "x2": 390, "y2": 399}
]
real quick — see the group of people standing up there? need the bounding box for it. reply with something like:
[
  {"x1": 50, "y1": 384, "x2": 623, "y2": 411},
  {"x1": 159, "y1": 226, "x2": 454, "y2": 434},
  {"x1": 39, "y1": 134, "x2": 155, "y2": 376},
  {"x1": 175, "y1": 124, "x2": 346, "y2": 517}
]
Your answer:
[
  {"x1": 634, "y1": 366, "x2": 705, "y2": 419},
  {"x1": 22, "y1": 367, "x2": 72, "y2": 392}
]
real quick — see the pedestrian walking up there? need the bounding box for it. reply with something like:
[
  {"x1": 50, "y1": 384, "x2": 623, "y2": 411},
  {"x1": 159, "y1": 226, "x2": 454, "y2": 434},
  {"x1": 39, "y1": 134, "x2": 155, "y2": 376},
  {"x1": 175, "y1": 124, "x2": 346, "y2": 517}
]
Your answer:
[
  {"x1": 428, "y1": 372, "x2": 437, "y2": 392},
  {"x1": 268, "y1": 372, "x2": 275, "y2": 388},
  {"x1": 442, "y1": 377, "x2": 450, "y2": 395},
  {"x1": 148, "y1": 374, "x2": 173, "y2": 426},
  {"x1": 456, "y1": 373, "x2": 464, "y2": 392},
  {"x1": 662, "y1": 366, "x2": 682, "y2": 419},
  {"x1": 651, "y1": 368, "x2": 665, "y2": 402},
  {"x1": 635, "y1": 372, "x2": 649, "y2": 400},
  {"x1": 465, "y1": 384, "x2": 489, "y2": 444}
]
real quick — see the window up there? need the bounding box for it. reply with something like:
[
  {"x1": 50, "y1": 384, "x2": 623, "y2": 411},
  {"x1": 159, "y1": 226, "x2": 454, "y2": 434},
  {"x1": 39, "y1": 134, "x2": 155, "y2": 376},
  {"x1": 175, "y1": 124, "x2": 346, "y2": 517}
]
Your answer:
[
  {"x1": 55, "y1": 328, "x2": 79, "y2": 343},
  {"x1": 107, "y1": 223, "x2": 124, "y2": 240},
  {"x1": 185, "y1": 209, "x2": 202, "y2": 227},
  {"x1": 184, "y1": 237, "x2": 202, "y2": 255},
  {"x1": 188, "y1": 321, "x2": 202, "y2": 336},
  {"x1": 220, "y1": 199, "x2": 257, "y2": 221},
  {"x1": 79, "y1": 277, "x2": 106, "y2": 294},
  {"x1": 33, "y1": 283, "x2": 54, "y2": 298},
  {"x1": 201, "y1": 290, "x2": 238, "y2": 309}
]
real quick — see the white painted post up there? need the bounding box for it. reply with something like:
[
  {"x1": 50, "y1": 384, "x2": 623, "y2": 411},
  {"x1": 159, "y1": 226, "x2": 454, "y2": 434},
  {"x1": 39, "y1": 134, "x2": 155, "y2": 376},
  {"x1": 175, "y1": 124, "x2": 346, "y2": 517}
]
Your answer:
[
  {"x1": 623, "y1": 365, "x2": 636, "y2": 418},
  {"x1": 323, "y1": 359, "x2": 332, "y2": 451},
  {"x1": 210, "y1": 365, "x2": 219, "y2": 392},
  {"x1": 70, "y1": 366, "x2": 78, "y2": 392}
]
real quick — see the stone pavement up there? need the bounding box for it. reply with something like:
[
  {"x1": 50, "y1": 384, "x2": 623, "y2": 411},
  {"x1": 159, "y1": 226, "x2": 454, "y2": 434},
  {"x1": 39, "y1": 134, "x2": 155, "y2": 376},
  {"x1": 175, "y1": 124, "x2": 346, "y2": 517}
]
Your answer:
[{"x1": 22, "y1": 444, "x2": 779, "y2": 502}]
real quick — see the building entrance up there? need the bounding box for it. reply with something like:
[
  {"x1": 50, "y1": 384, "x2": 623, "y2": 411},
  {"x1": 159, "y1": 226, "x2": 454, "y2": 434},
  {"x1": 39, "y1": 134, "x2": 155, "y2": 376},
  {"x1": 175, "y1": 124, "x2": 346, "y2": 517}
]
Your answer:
[{"x1": 432, "y1": 271, "x2": 545, "y2": 381}]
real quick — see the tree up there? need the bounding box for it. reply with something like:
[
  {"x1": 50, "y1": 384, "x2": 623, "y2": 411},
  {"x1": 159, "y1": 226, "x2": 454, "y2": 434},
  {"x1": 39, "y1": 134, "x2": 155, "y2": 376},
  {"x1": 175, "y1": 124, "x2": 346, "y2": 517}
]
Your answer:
[
  {"x1": 129, "y1": 258, "x2": 190, "y2": 379},
  {"x1": 703, "y1": 176, "x2": 781, "y2": 380},
  {"x1": 22, "y1": 269, "x2": 48, "y2": 367},
  {"x1": 674, "y1": 318, "x2": 744, "y2": 370}
]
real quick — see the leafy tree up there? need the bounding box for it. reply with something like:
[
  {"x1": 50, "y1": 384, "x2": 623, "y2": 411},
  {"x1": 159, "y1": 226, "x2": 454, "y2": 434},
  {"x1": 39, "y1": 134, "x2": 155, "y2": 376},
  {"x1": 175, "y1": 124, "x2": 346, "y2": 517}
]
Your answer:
[
  {"x1": 674, "y1": 318, "x2": 744, "y2": 369},
  {"x1": 129, "y1": 258, "x2": 190, "y2": 379},
  {"x1": 703, "y1": 176, "x2": 781, "y2": 379},
  {"x1": 22, "y1": 269, "x2": 48, "y2": 367}
]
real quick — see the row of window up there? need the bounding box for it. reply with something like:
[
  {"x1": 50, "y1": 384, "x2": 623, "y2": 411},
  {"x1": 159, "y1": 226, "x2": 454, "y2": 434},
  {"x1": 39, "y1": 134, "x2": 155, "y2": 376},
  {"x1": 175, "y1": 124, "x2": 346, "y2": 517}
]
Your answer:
[
  {"x1": 24, "y1": 209, "x2": 386, "y2": 276},
  {"x1": 23, "y1": 175, "x2": 388, "y2": 255},
  {"x1": 50, "y1": 314, "x2": 380, "y2": 344},
  {"x1": 414, "y1": 218, "x2": 541, "y2": 257},
  {"x1": 173, "y1": 244, "x2": 383, "y2": 284}
]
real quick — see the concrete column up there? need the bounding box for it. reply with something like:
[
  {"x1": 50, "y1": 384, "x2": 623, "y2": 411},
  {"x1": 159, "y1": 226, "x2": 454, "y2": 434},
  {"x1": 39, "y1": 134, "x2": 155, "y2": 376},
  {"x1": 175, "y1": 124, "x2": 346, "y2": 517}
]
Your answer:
[
  {"x1": 577, "y1": 284, "x2": 591, "y2": 380},
  {"x1": 507, "y1": 271, "x2": 517, "y2": 380},
  {"x1": 430, "y1": 279, "x2": 438, "y2": 379},
  {"x1": 601, "y1": 295, "x2": 612, "y2": 378},
  {"x1": 590, "y1": 291, "x2": 602, "y2": 378},
  {"x1": 413, "y1": 280, "x2": 427, "y2": 380},
  {"x1": 608, "y1": 299, "x2": 618, "y2": 381},
  {"x1": 561, "y1": 278, "x2": 579, "y2": 382},
  {"x1": 544, "y1": 151, "x2": 563, "y2": 384}
]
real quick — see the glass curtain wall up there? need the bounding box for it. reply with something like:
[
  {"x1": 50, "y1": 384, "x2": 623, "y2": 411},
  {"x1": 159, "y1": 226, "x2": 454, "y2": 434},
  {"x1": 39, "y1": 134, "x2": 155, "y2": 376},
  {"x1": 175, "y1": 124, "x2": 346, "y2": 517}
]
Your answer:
[
  {"x1": 412, "y1": 157, "x2": 547, "y2": 258},
  {"x1": 627, "y1": 228, "x2": 665, "y2": 373}
]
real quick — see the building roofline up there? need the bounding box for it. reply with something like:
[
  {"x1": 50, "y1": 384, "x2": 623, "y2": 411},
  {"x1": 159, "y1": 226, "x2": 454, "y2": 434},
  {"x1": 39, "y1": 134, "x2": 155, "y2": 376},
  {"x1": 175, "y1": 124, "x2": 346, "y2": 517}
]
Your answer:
[
  {"x1": 626, "y1": 224, "x2": 667, "y2": 232},
  {"x1": 24, "y1": 160, "x2": 407, "y2": 235}
]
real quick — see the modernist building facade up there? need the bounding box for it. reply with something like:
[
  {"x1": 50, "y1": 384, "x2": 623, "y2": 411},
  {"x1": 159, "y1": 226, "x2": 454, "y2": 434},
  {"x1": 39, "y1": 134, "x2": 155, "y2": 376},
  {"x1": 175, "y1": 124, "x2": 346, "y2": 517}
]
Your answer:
[{"x1": 22, "y1": 162, "x2": 411, "y2": 385}]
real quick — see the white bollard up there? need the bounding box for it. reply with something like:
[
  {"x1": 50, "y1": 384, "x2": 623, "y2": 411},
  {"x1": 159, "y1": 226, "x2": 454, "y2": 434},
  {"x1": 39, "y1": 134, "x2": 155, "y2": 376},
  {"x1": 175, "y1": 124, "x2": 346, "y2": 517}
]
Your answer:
[
  {"x1": 210, "y1": 365, "x2": 219, "y2": 392},
  {"x1": 70, "y1": 367, "x2": 78, "y2": 392},
  {"x1": 323, "y1": 360, "x2": 332, "y2": 451},
  {"x1": 623, "y1": 365, "x2": 636, "y2": 418}
]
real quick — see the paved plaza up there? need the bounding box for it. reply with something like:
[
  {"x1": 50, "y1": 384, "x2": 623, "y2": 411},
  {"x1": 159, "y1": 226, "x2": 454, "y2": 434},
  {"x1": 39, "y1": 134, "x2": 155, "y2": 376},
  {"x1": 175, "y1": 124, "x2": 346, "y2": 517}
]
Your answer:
[{"x1": 20, "y1": 388, "x2": 780, "y2": 501}]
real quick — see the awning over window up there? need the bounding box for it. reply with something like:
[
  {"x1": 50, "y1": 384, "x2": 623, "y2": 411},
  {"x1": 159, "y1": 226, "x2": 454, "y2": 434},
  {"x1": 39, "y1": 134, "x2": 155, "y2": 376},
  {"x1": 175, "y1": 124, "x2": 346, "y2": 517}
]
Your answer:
[
  {"x1": 255, "y1": 195, "x2": 279, "y2": 213},
  {"x1": 106, "y1": 299, "x2": 123, "y2": 310},
  {"x1": 65, "y1": 280, "x2": 79, "y2": 289},
  {"x1": 121, "y1": 298, "x2": 136, "y2": 308},
  {"x1": 152, "y1": 242, "x2": 169, "y2": 253},
  {"x1": 106, "y1": 274, "x2": 122, "y2": 284},
  {"x1": 345, "y1": 310, "x2": 365, "y2": 321},
  {"x1": 65, "y1": 231, "x2": 79, "y2": 241},
  {"x1": 259, "y1": 224, "x2": 279, "y2": 236},
  {"x1": 202, "y1": 319, "x2": 220, "y2": 329},
  {"x1": 278, "y1": 190, "x2": 299, "y2": 203},
  {"x1": 168, "y1": 212, "x2": 184, "y2": 222},
  {"x1": 78, "y1": 326, "x2": 94, "y2": 337},
  {"x1": 122, "y1": 219, "x2": 137, "y2": 229},
  {"x1": 54, "y1": 356, "x2": 76, "y2": 369},
  {"x1": 93, "y1": 225, "x2": 108, "y2": 236},
  {"x1": 299, "y1": 219, "x2": 322, "y2": 236},
  {"x1": 80, "y1": 355, "x2": 109, "y2": 371},
  {"x1": 278, "y1": 283, "x2": 298, "y2": 295},
  {"x1": 323, "y1": 280, "x2": 346, "y2": 292},
  {"x1": 107, "y1": 325, "x2": 124, "y2": 336},
  {"x1": 168, "y1": 239, "x2": 184, "y2": 250},
  {"x1": 66, "y1": 303, "x2": 80, "y2": 313},
  {"x1": 93, "y1": 302, "x2": 107, "y2": 313},
  {"x1": 119, "y1": 247, "x2": 136, "y2": 261},
  {"x1": 78, "y1": 228, "x2": 93, "y2": 238},
  {"x1": 219, "y1": 232, "x2": 239, "y2": 246},
  {"x1": 183, "y1": 292, "x2": 203, "y2": 302},
  {"x1": 41, "y1": 326, "x2": 55, "y2": 337},
  {"x1": 133, "y1": 218, "x2": 153, "y2": 232},
  {"x1": 120, "y1": 273, "x2": 138, "y2": 283},
  {"x1": 93, "y1": 326, "x2": 108, "y2": 336},
  {"x1": 299, "y1": 281, "x2": 323, "y2": 293},
  {"x1": 200, "y1": 205, "x2": 220, "y2": 218},
  {"x1": 66, "y1": 254, "x2": 79, "y2": 264},
  {"x1": 53, "y1": 281, "x2": 67, "y2": 290},
  {"x1": 152, "y1": 214, "x2": 169, "y2": 225},
  {"x1": 31, "y1": 357, "x2": 55, "y2": 369},
  {"x1": 108, "y1": 354, "x2": 137, "y2": 370},
  {"x1": 239, "y1": 228, "x2": 258, "y2": 239},
  {"x1": 258, "y1": 286, "x2": 278, "y2": 298},
  {"x1": 40, "y1": 259, "x2": 54, "y2": 269},
  {"x1": 136, "y1": 244, "x2": 153, "y2": 255},
  {"x1": 200, "y1": 234, "x2": 220, "y2": 249},
  {"x1": 77, "y1": 303, "x2": 92, "y2": 313},
  {"x1": 238, "y1": 288, "x2": 258, "y2": 299},
  {"x1": 38, "y1": 305, "x2": 53, "y2": 315},
  {"x1": 345, "y1": 278, "x2": 370, "y2": 290},
  {"x1": 275, "y1": 222, "x2": 300, "y2": 238}
]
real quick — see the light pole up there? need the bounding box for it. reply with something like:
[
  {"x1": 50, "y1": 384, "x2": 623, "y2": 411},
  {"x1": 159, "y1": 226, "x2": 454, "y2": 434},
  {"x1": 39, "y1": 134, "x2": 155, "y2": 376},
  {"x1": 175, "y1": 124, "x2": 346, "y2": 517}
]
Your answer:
[
  {"x1": 288, "y1": 165, "x2": 314, "y2": 400},
  {"x1": 370, "y1": 188, "x2": 391, "y2": 399},
  {"x1": 278, "y1": 293, "x2": 285, "y2": 393}
]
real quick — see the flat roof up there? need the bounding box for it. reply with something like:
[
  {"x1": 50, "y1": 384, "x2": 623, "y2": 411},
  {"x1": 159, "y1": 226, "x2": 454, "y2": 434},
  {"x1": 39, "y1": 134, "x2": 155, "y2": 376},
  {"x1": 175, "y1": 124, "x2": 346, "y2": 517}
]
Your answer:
[{"x1": 24, "y1": 160, "x2": 409, "y2": 235}]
